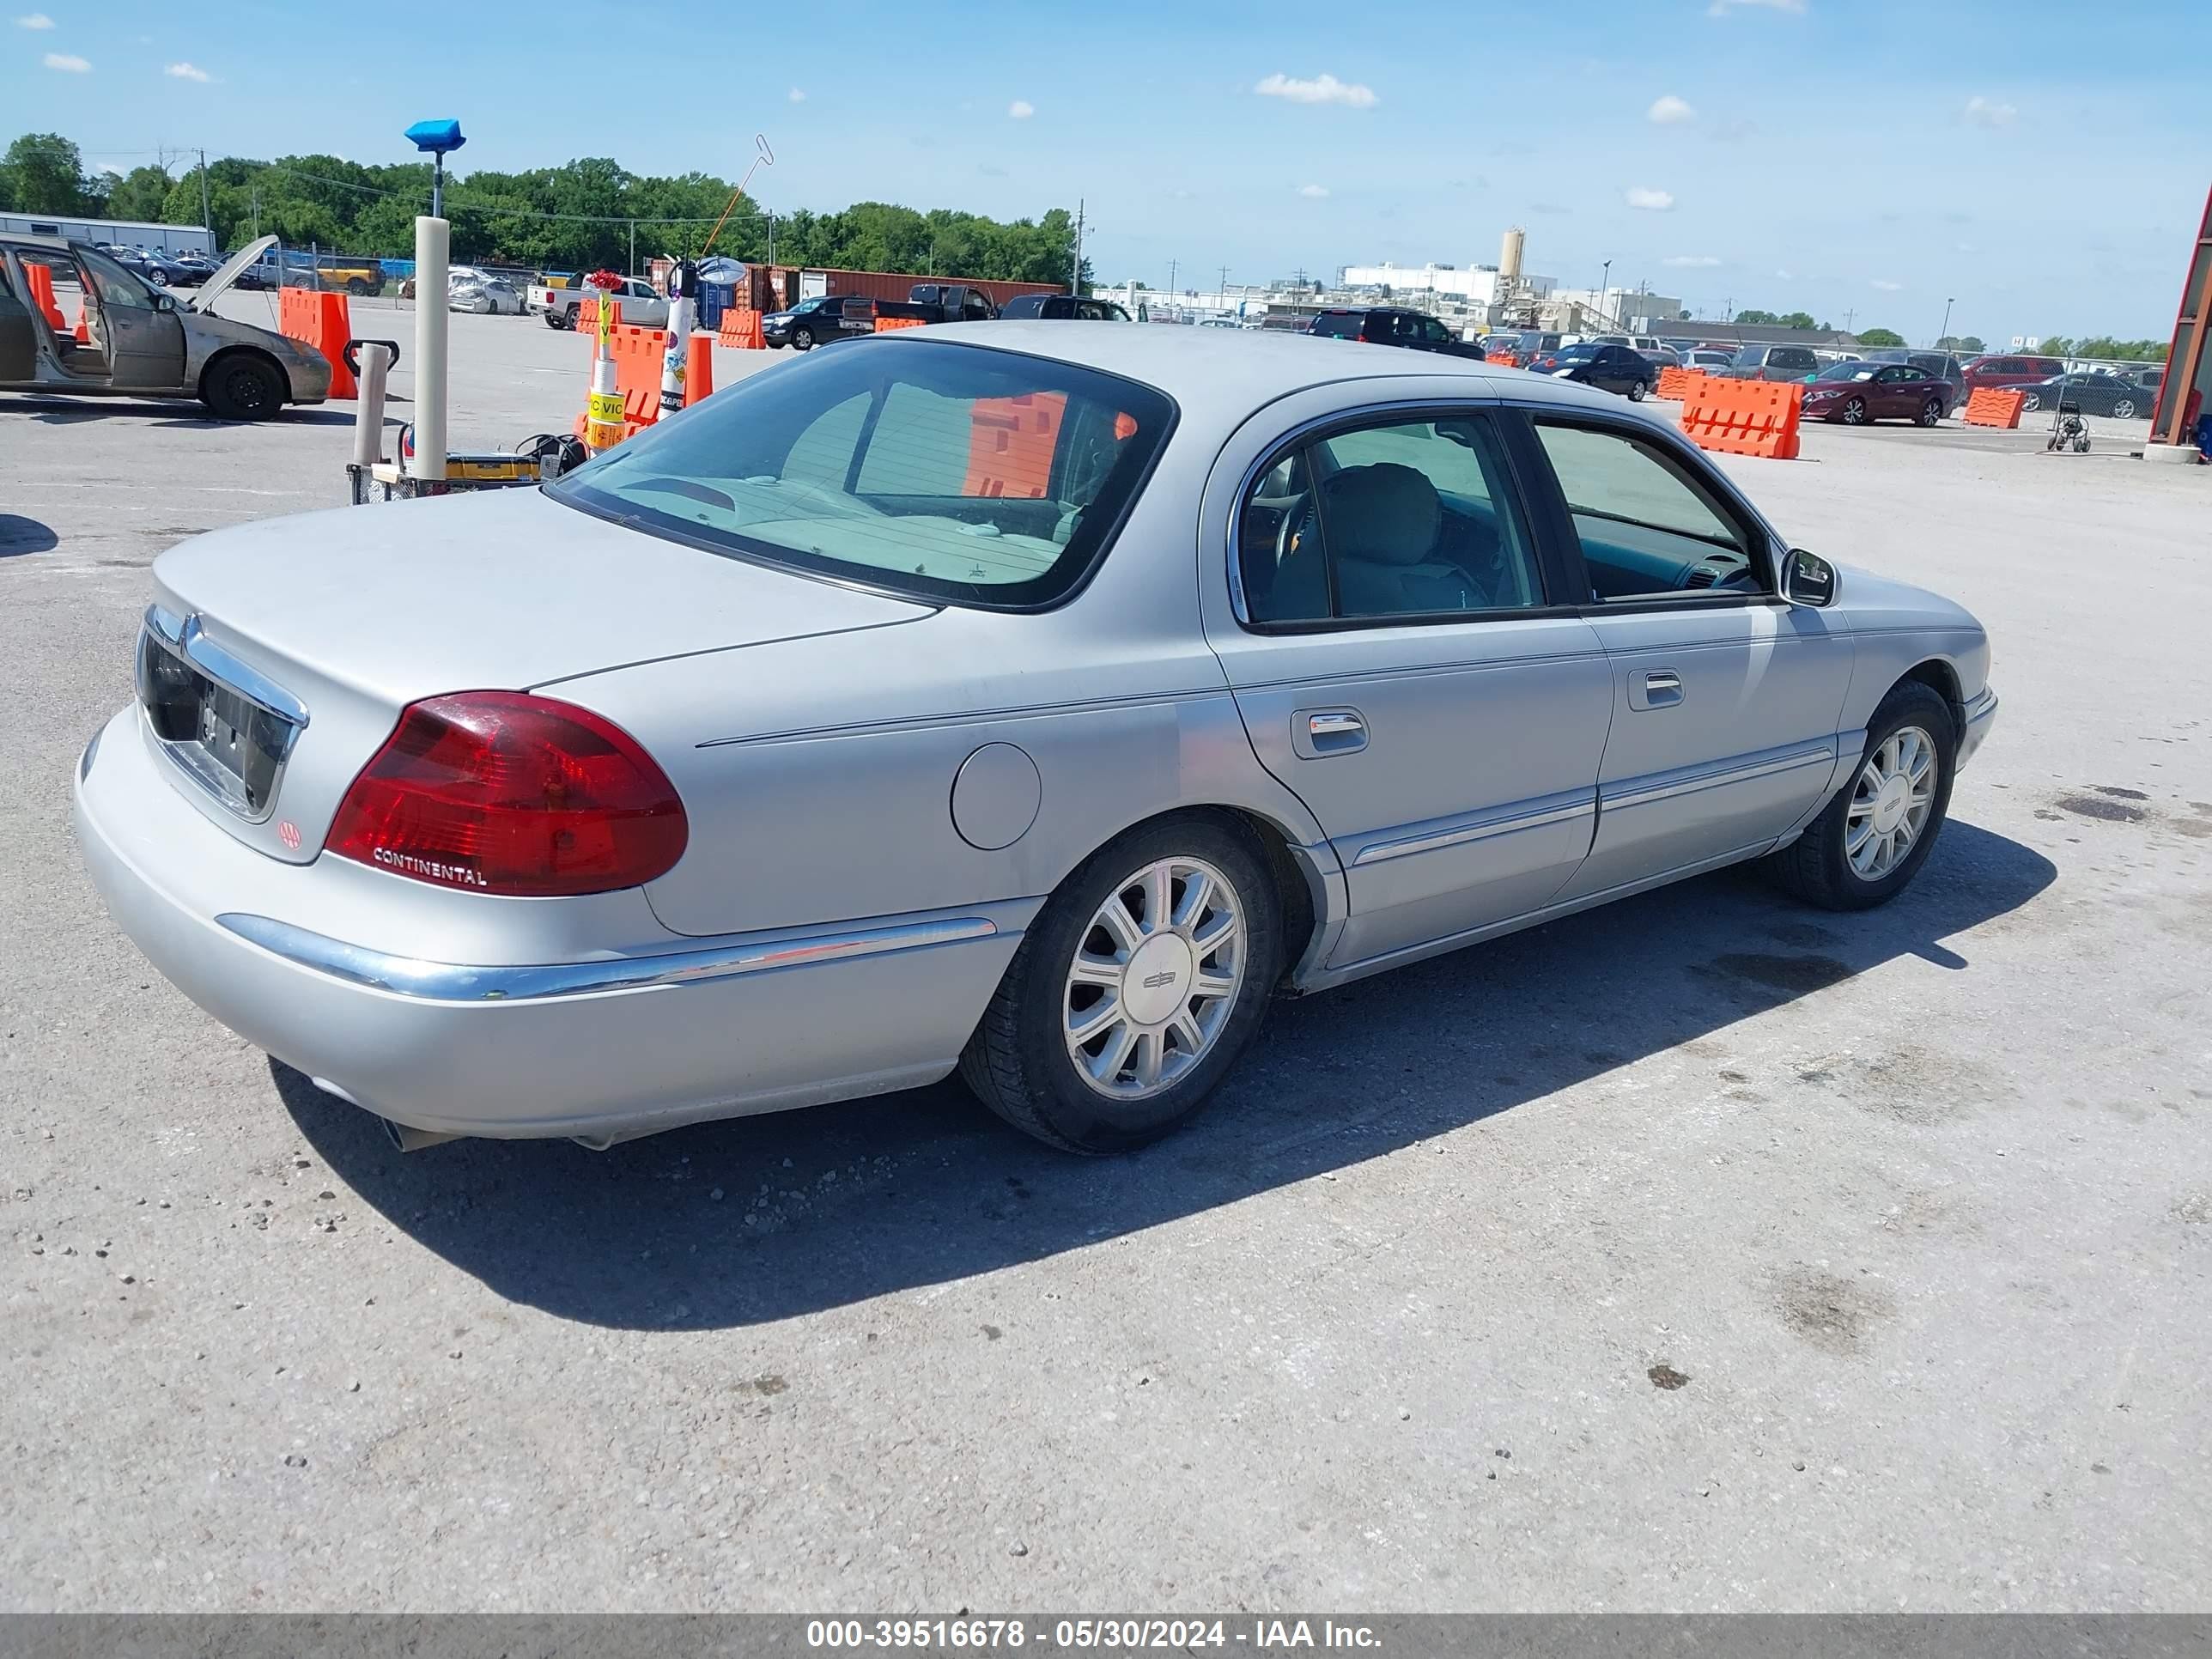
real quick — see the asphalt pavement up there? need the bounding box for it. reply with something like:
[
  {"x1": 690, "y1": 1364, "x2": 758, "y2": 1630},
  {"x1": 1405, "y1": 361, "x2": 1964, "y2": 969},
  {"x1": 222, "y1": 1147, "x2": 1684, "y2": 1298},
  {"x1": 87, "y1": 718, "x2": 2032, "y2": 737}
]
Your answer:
[{"x1": 3, "y1": 321, "x2": 2209, "y2": 1611}]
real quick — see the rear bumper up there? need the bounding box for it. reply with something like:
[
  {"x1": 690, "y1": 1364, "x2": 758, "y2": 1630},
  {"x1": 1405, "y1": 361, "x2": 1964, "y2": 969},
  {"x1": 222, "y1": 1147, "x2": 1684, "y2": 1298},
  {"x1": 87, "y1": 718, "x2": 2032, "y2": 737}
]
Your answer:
[{"x1": 74, "y1": 706, "x2": 1030, "y2": 1142}]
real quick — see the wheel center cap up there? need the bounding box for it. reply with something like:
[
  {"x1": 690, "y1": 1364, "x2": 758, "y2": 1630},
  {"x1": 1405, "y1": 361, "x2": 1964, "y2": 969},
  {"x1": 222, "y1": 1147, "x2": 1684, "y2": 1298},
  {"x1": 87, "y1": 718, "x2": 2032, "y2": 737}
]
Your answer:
[
  {"x1": 1121, "y1": 933, "x2": 1195, "y2": 1026},
  {"x1": 1872, "y1": 774, "x2": 1910, "y2": 833}
]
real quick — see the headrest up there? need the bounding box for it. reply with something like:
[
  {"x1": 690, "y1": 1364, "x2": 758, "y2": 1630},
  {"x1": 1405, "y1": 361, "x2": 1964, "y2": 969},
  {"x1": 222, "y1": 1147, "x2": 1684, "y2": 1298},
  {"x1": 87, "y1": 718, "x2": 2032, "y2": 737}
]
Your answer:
[{"x1": 1322, "y1": 463, "x2": 1441, "y2": 567}]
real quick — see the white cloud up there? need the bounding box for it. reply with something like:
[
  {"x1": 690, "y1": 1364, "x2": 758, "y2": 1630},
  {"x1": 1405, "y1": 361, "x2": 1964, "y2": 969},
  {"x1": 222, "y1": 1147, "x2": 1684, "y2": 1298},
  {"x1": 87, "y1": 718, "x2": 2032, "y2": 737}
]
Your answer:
[
  {"x1": 41, "y1": 49, "x2": 87, "y2": 69},
  {"x1": 1007, "y1": 99, "x2": 1034, "y2": 118},
  {"x1": 164, "y1": 60, "x2": 210, "y2": 82},
  {"x1": 1254, "y1": 71, "x2": 1377, "y2": 108},
  {"x1": 1707, "y1": 0, "x2": 1806, "y2": 14},
  {"x1": 1664, "y1": 254, "x2": 1721, "y2": 268},
  {"x1": 1871, "y1": 279, "x2": 1905, "y2": 291},
  {"x1": 787, "y1": 86, "x2": 805, "y2": 102},
  {"x1": 15, "y1": 11, "x2": 55, "y2": 26},
  {"x1": 1297, "y1": 183, "x2": 1330, "y2": 198},
  {"x1": 1775, "y1": 268, "x2": 1795, "y2": 280},
  {"x1": 1625, "y1": 186, "x2": 1675, "y2": 210},
  {"x1": 1963, "y1": 95, "x2": 2016, "y2": 127},
  {"x1": 1647, "y1": 94, "x2": 1695, "y2": 125}
]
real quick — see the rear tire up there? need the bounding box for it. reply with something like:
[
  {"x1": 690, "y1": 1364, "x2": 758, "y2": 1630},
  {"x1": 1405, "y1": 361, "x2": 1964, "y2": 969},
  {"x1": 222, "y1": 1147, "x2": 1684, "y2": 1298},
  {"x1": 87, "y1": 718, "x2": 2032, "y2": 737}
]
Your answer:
[
  {"x1": 1916, "y1": 396, "x2": 1942, "y2": 427},
  {"x1": 199, "y1": 354, "x2": 286, "y2": 422},
  {"x1": 2112, "y1": 397, "x2": 2136, "y2": 420},
  {"x1": 959, "y1": 815, "x2": 1284, "y2": 1154},
  {"x1": 546, "y1": 310, "x2": 573, "y2": 331},
  {"x1": 1627, "y1": 378, "x2": 1649, "y2": 402},
  {"x1": 1768, "y1": 682, "x2": 1957, "y2": 911}
]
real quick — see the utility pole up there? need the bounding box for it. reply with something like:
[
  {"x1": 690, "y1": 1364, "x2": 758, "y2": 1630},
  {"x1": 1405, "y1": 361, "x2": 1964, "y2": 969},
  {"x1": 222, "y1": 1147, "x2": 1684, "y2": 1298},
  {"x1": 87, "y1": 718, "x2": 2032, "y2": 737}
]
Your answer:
[
  {"x1": 196, "y1": 149, "x2": 213, "y2": 249},
  {"x1": 1937, "y1": 295, "x2": 1955, "y2": 348},
  {"x1": 1844, "y1": 306, "x2": 1856, "y2": 333},
  {"x1": 628, "y1": 221, "x2": 635, "y2": 276},
  {"x1": 1218, "y1": 264, "x2": 1230, "y2": 296},
  {"x1": 1070, "y1": 198, "x2": 1085, "y2": 295},
  {"x1": 1167, "y1": 257, "x2": 1177, "y2": 295},
  {"x1": 249, "y1": 180, "x2": 259, "y2": 240}
]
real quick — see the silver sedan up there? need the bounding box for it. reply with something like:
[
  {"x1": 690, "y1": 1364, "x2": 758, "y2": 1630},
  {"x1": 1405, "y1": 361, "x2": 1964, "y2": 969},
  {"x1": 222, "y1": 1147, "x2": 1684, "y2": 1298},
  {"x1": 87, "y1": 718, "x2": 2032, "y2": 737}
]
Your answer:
[{"x1": 75, "y1": 325, "x2": 1998, "y2": 1153}]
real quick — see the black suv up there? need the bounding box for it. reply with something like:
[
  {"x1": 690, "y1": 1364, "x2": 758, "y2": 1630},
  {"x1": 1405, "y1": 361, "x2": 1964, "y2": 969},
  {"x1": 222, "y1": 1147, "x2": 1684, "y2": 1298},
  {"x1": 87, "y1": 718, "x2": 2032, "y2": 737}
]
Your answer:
[{"x1": 1306, "y1": 307, "x2": 1485, "y2": 358}]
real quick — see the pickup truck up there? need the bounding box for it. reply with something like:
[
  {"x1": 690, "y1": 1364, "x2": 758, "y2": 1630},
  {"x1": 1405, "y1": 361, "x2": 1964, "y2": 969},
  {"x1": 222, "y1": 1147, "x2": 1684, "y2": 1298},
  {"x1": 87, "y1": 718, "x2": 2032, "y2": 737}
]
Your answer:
[
  {"x1": 1306, "y1": 306, "x2": 1487, "y2": 360},
  {"x1": 873, "y1": 283, "x2": 1000, "y2": 328},
  {"x1": 765, "y1": 283, "x2": 1002, "y2": 349},
  {"x1": 529, "y1": 276, "x2": 670, "y2": 331}
]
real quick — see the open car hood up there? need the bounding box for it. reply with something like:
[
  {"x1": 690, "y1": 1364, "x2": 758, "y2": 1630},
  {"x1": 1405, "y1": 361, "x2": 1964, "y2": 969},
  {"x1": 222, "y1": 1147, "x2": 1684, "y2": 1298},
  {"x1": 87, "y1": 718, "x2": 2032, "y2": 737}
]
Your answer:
[{"x1": 185, "y1": 234, "x2": 277, "y2": 313}]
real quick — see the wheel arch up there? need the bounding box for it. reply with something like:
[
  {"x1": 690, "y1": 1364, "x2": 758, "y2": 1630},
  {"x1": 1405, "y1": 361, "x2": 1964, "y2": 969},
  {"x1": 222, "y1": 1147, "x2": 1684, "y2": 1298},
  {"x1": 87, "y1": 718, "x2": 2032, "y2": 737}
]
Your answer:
[
  {"x1": 1896, "y1": 658, "x2": 1965, "y2": 734},
  {"x1": 196, "y1": 343, "x2": 290, "y2": 404}
]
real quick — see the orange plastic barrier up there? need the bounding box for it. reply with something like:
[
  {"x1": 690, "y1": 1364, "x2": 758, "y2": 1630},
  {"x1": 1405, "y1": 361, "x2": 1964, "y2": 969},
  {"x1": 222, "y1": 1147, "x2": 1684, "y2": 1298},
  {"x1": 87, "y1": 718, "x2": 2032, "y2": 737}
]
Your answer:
[
  {"x1": 684, "y1": 332, "x2": 714, "y2": 407},
  {"x1": 1656, "y1": 366, "x2": 1709, "y2": 401},
  {"x1": 24, "y1": 261, "x2": 66, "y2": 332},
  {"x1": 873, "y1": 315, "x2": 927, "y2": 332},
  {"x1": 1680, "y1": 377, "x2": 1802, "y2": 460},
  {"x1": 574, "y1": 297, "x2": 623, "y2": 331},
  {"x1": 1484, "y1": 350, "x2": 1517, "y2": 367},
  {"x1": 1962, "y1": 386, "x2": 2027, "y2": 428},
  {"x1": 74, "y1": 304, "x2": 90, "y2": 344},
  {"x1": 965, "y1": 392, "x2": 1065, "y2": 499},
  {"x1": 279, "y1": 286, "x2": 358, "y2": 398},
  {"x1": 716, "y1": 309, "x2": 763, "y2": 349}
]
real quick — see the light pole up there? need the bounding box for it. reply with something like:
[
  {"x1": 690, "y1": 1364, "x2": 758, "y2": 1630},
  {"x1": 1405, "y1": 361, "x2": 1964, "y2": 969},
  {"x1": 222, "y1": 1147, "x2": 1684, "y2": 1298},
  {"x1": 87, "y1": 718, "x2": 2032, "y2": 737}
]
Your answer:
[
  {"x1": 1601, "y1": 258, "x2": 1612, "y2": 325},
  {"x1": 1937, "y1": 295, "x2": 1956, "y2": 348},
  {"x1": 403, "y1": 119, "x2": 465, "y2": 218}
]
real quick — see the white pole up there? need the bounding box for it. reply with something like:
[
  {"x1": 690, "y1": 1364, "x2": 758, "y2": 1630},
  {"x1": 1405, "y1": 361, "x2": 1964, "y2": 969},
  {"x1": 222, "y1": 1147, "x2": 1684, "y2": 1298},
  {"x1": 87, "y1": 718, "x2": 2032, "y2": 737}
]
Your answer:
[
  {"x1": 351, "y1": 342, "x2": 392, "y2": 469},
  {"x1": 409, "y1": 216, "x2": 449, "y2": 483}
]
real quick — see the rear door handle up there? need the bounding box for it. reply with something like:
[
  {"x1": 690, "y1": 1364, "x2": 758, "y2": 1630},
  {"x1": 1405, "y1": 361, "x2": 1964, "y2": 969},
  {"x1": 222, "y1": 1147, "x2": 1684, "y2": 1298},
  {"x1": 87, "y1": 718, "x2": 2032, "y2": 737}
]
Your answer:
[
  {"x1": 1294, "y1": 708, "x2": 1367, "y2": 757},
  {"x1": 1630, "y1": 670, "x2": 1683, "y2": 710}
]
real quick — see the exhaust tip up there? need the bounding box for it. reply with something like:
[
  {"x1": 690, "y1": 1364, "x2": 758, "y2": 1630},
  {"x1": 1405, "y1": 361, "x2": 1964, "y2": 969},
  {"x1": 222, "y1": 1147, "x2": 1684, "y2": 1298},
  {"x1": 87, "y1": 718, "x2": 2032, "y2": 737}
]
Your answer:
[{"x1": 380, "y1": 1117, "x2": 463, "y2": 1153}]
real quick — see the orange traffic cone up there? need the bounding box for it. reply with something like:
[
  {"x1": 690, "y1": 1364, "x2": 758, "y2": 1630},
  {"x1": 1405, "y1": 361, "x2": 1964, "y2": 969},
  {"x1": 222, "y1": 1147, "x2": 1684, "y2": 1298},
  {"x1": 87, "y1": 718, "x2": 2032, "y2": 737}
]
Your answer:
[
  {"x1": 684, "y1": 332, "x2": 714, "y2": 407},
  {"x1": 74, "y1": 305, "x2": 89, "y2": 344}
]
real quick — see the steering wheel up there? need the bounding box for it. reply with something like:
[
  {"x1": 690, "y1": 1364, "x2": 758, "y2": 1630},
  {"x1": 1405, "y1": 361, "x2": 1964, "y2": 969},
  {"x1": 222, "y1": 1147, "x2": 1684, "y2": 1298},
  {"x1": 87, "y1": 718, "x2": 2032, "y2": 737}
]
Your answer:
[{"x1": 1274, "y1": 492, "x2": 1317, "y2": 572}]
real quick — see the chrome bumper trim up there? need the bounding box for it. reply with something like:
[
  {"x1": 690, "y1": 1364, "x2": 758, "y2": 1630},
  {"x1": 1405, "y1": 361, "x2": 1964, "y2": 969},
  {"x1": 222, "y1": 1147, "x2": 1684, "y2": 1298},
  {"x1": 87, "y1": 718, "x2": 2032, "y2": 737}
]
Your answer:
[{"x1": 214, "y1": 912, "x2": 1000, "y2": 1004}]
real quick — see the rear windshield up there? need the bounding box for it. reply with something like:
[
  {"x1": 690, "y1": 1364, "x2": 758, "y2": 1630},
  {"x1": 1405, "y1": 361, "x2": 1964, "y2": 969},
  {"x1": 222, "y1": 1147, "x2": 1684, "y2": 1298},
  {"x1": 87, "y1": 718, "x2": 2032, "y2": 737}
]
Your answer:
[
  {"x1": 1309, "y1": 312, "x2": 1364, "y2": 338},
  {"x1": 551, "y1": 338, "x2": 1176, "y2": 609}
]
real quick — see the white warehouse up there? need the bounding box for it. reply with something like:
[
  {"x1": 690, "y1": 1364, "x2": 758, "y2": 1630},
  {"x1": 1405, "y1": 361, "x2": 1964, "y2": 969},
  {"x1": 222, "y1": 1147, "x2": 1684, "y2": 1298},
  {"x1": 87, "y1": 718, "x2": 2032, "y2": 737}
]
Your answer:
[{"x1": 1339, "y1": 263, "x2": 1557, "y2": 303}]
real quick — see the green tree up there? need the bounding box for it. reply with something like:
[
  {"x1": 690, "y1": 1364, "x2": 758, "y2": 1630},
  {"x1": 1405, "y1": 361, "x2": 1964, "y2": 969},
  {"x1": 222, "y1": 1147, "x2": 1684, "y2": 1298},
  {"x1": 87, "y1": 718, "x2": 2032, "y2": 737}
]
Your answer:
[
  {"x1": 1777, "y1": 311, "x2": 1815, "y2": 330},
  {"x1": 1, "y1": 132, "x2": 95, "y2": 214},
  {"x1": 104, "y1": 163, "x2": 175, "y2": 222},
  {"x1": 1732, "y1": 307, "x2": 1778, "y2": 325},
  {"x1": 1857, "y1": 326, "x2": 1905, "y2": 346},
  {"x1": 1937, "y1": 334, "x2": 1984, "y2": 352}
]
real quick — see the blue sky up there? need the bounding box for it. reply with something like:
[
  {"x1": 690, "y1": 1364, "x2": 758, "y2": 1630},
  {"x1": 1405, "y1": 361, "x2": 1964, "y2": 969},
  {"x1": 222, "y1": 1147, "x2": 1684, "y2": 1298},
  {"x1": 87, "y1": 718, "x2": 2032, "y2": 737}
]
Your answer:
[{"x1": 6, "y1": 0, "x2": 2207, "y2": 338}]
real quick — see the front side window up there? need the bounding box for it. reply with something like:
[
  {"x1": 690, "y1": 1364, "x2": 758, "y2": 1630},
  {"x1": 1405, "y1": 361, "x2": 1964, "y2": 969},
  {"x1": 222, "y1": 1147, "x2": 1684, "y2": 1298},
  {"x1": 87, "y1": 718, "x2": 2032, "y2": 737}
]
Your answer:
[
  {"x1": 1241, "y1": 414, "x2": 1545, "y2": 624},
  {"x1": 555, "y1": 338, "x2": 1174, "y2": 609},
  {"x1": 1533, "y1": 422, "x2": 1761, "y2": 602}
]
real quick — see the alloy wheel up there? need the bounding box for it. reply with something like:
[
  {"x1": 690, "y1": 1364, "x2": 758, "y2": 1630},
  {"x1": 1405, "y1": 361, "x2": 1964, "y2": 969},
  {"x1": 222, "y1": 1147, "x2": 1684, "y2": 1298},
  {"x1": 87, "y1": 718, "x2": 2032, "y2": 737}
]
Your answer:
[
  {"x1": 1062, "y1": 856, "x2": 1245, "y2": 1100},
  {"x1": 1847, "y1": 725, "x2": 1937, "y2": 880},
  {"x1": 1843, "y1": 398, "x2": 1867, "y2": 425}
]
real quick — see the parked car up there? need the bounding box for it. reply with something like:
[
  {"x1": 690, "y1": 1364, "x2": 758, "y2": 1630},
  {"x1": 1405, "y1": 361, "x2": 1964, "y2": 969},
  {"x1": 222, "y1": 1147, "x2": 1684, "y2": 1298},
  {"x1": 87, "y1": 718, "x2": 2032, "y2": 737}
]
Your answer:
[
  {"x1": 528, "y1": 276, "x2": 668, "y2": 331},
  {"x1": 762, "y1": 293, "x2": 879, "y2": 349},
  {"x1": 1532, "y1": 341, "x2": 1656, "y2": 399},
  {"x1": 110, "y1": 247, "x2": 192, "y2": 287},
  {"x1": 1306, "y1": 306, "x2": 1487, "y2": 359},
  {"x1": 0, "y1": 234, "x2": 330, "y2": 419},
  {"x1": 449, "y1": 275, "x2": 526, "y2": 315},
  {"x1": 1686, "y1": 348, "x2": 1735, "y2": 372},
  {"x1": 2015, "y1": 371, "x2": 2154, "y2": 419},
  {"x1": 1725, "y1": 343, "x2": 1822, "y2": 382},
  {"x1": 1504, "y1": 330, "x2": 1565, "y2": 368},
  {"x1": 1800, "y1": 361, "x2": 1952, "y2": 426},
  {"x1": 1959, "y1": 353, "x2": 2064, "y2": 394},
  {"x1": 71, "y1": 324, "x2": 1997, "y2": 1155},
  {"x1": 1638, "y1": 345, "x2": 1682, "y2": 368},
  {"x1": 996, "y1": 294, "x2": 1133, "y2": 321},
  {"x1": 2124, "y1": 364, "x2": 2166, "y2": 393},
  {"x1": 1862, "y1": 349, "x2": 1965, "y2": 400}
]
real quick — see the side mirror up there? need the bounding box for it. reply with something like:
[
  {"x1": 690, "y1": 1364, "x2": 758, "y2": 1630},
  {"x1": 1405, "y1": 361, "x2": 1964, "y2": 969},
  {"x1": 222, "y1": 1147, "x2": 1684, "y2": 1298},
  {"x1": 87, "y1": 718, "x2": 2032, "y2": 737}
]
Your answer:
[
  {"x1": 1781, "y1": 547, "x2": 1838, "y2": 607},
  {"x1": 152, "y1": 293, "x2": 176, "y2": 313}
]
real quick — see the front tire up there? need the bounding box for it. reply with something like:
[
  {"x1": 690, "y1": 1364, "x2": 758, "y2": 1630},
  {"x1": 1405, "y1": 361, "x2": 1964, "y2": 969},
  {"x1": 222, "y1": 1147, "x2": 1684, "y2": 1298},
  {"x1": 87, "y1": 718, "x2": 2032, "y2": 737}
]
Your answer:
[
  {"x1": 959, "y1": 816, "x2": 1284, "y2": 1153},
  {"x1": 345, "y1": 277, "x2": 370, "y2": 296},
  {"x1": 2018, "y1": 391, "x2": 2041, "y2": 413},
  {"x1": 792, "y1": 326, "x2": 816, "y2": 351},
  {"x1": 1769, "y1": 683, "x2": 1957, "y2": 910},
  {"x1": 199, "y1": 354, "x2": 286, "y2": 421},
  {"x1": 1842, "y1": 396, "x2": 1868, "y2": 425}
]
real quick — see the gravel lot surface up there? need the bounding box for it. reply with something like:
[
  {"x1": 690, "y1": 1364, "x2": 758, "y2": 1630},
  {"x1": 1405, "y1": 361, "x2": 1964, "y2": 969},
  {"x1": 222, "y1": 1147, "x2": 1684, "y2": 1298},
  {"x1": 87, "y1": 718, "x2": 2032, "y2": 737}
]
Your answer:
[{"x1": 3, "y1": 316, "x2": 2209, "y2": 1611}]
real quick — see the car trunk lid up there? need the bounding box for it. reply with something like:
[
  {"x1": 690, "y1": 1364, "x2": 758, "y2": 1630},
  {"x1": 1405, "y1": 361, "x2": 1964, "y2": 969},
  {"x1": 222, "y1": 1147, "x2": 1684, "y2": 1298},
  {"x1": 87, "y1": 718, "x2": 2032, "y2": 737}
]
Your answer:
[{"x1": 143, "y1": 486, "x2": 933, "y2": 863}]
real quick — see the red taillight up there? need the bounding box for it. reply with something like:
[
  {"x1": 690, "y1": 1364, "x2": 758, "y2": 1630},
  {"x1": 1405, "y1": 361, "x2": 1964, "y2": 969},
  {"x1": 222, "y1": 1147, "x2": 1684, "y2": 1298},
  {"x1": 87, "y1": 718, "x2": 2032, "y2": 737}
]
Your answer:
[{"x1": 326, "y1": 692, "x2": 688, "y2": 898}]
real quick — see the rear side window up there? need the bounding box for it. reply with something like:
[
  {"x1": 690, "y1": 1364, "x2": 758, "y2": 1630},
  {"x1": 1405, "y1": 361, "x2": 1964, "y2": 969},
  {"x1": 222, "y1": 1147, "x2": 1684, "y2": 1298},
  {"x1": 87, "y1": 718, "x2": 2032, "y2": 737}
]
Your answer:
[{"x1": 556, "y1": 338, "x2": 1176, "y2": 609}]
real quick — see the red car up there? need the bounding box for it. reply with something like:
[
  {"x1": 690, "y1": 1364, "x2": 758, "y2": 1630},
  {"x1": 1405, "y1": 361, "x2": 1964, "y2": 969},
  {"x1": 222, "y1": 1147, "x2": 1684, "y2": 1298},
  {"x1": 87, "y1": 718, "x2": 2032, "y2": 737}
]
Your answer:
[
  {"x1": 1960, "y1": 352, "x2": 2064, "y2": 392},
  {"x1": 1798, "y1": 362, "x2": 1952, "y2": 426}
]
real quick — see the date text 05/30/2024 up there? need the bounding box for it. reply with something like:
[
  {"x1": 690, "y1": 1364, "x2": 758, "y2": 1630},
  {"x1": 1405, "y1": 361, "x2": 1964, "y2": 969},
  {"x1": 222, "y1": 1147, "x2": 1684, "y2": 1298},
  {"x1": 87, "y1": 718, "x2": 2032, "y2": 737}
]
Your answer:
[{"x1": 805, "y1": 1620, "x2": 1383, "y2": 1650}]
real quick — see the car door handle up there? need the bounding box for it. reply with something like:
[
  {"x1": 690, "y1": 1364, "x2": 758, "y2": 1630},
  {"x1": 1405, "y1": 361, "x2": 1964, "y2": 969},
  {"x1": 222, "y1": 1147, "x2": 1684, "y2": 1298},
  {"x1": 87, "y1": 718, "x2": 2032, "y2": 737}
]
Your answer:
[
  {"x1": 1630, "y1": 671, "x2": 1683, "y2": 711},
  {"x1": 1296, "y1": 708, "x2": 1368, "y2": 757}
]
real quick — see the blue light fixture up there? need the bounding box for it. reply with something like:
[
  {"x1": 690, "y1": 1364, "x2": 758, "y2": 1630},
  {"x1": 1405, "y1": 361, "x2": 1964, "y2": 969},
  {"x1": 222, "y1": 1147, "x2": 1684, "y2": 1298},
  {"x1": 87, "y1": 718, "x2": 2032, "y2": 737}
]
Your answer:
[{"x1": 403, "y1": 119, "x2": 466, "y2": 217}]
